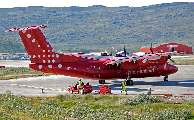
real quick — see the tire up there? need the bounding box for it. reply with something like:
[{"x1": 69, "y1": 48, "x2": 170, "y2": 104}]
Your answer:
[
  {"x1": 69, "y1": 89, "x2": 73, "y2": 94},
  {"x1": 126, "y1": 80, "x2": 133, "y2": 85},
  {"x1": 164, "y1": 77, "x2": 168, "y2": 81},
  {"x1": 99, "y1": 80, "x2": 105, "y2": 84},
  {"x1": 79, "y1": 89, "x2": 84, "y2": 94}
]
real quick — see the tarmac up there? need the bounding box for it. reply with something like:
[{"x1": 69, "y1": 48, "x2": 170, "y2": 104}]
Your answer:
[{"x1": 0, "y1": 60, "x2": 194, "y2": 97}]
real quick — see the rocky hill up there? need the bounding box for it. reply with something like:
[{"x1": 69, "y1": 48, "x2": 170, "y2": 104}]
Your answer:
[{"x1": 1, "y1": 2, "x2": 194, "y2": 54}]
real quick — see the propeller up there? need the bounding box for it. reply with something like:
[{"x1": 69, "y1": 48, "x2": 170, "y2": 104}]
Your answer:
[
  {"x1": 168, "y1": 55, "x2": 176, "y2": 64},
  {"x1": 124, "y1": 46, "x2": 126, "y2": 57},
  {"x1": 150, "y1": 43, "x2": 154, "y2": 54},
  {"x1": 167, "y1": 45, "x2": 176, "y2": 64}
]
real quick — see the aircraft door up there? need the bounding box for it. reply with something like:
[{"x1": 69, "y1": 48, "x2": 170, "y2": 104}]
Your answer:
[
  {"x1": 172, "y1": 48, "x2": 174, "y2": 52},
  {"x1": 95, "y1": 66, "x2": 101, "y2": 78}
]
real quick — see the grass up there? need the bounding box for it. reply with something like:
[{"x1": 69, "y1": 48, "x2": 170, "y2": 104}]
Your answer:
[
  {"x1": 168, "y1": 54, "x2": 194, "y2": 65},
  {"x1": 0, "y1": 67, "x2": 52, "y2": 80},
  {"x1": 0, "y1": 93, "x2": 194, "y2": 119}
]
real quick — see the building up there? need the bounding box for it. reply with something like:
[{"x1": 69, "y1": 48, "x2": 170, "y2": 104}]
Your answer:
[{"x1": 139, "y1": 43, "x2": 193, "y2": 54}]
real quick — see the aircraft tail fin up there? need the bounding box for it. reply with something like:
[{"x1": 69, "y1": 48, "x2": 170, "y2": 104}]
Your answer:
[{"x1": 5, "y1": 25, "x2": 60, "y2": 64}]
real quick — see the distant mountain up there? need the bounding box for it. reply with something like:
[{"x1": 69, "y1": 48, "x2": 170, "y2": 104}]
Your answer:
[
  {"x1": 0, "y1": 2, "x2": 194, "y2": 54},
  {"x1": 0, "y1": 38, "x2": 25, "y2": 53}
]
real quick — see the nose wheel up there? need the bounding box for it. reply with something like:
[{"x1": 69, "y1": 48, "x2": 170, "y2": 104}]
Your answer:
[
  {"x1": 126, "y1": 80, "x2": 133, "y2": 85},
  {"x1": 164, "y1": 75, "x2": 168, "y2": 81}
]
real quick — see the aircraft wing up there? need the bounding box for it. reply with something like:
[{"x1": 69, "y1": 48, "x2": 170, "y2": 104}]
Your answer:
[{"x1": 106, "y1": 52, "x2": 177, "y2": 70}]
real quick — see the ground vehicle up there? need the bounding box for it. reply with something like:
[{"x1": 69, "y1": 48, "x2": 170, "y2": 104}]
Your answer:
[
  {"x1": 68, "y1": 84, "x2": 93, "y2": 94},
  {"x1": 95, "y1": 85, "x2": 111, "y2": 94}
]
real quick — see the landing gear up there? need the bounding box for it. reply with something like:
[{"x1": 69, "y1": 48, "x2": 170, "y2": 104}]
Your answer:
[
  {"x1": 99, "y1": 80, "x2": 105, "y2": 84},
  {"x1": 126, "y1": 80, "x2": 133, "y2": 85},
  {"x1": 164, "y1": 75, "x2": 168, "y2": 81}
]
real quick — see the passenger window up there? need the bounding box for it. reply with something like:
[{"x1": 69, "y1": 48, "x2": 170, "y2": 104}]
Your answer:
[
  {"x1": 107, "y1": 67, "x2": 109, "y2": 70},
  {"x1": 118, "y1": 67, "x2": 120, "y2": 70},
  {"x1": 156, "y1": 65, "x2": 158, "y2": 68},
  {"x1": 111, "y1": 67, "x2": 112, "y2": 70},
  {"x1": 114, "y1": 67, "x2": 116, "y2": 70},
  {"x1": 104, "y1": 68, "x2": 106, "y2": 70}
]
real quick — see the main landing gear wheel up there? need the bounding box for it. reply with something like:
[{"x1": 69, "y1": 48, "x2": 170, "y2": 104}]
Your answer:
[
  {"x1": 79, "y1": 89, "x2": 84, "y2": 94},
  {"x1": 126, "y1": 80, "x2": 133, "y2": 85},
  {"x1": 164, "y1": 75, "x2": 168, "y2": 81},
  {"x1": 99, "y1": 80, "x2": 105, "y2": 84}
]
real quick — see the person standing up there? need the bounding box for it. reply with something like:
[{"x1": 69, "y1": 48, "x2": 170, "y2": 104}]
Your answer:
[{"x1": 121, "y1": 80, "x2": 127, "y2": 94}]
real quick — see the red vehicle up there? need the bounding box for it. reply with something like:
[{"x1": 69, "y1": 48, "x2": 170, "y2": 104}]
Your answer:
[
  {"x1": 68, "y1": 84, "x2": 93, "y2": 94},
  {"x1": 96, "y1": 85, "x2": 111, "y2": 94}
]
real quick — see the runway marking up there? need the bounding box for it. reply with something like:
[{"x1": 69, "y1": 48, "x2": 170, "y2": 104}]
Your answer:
[
  {"x1": 11, "y1": 84, "x2": 17, "y2": 86},
  {"x1": 180, "y1": 87, "x2": 190, "y2": 89},
  {"x1": 179, "y1": 82, "x2": 194, "y2": 84},
  {"x1": 10, "y1": 84, "x2": 66, "y2": 92},
  {"x1": 154, "y1": 90, "x2": 174, "y2": 91}
]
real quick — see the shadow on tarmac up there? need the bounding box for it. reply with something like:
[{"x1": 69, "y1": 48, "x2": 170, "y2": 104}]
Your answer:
[{"x1": 92, "y1": 79, "x2": 194, "y2": 91}]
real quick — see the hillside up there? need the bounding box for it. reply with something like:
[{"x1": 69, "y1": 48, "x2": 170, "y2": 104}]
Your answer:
[
  {"x1": 0, "y1": 37, "x2": 25, "y2": 53},
  {"x1": 1, "y1": 2, "x2": 194, "y2": 54}
]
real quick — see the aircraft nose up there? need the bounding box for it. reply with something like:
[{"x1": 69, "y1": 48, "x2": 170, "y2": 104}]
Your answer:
[{"x1": 170, "y1": 64, "x2": 178, "y2": 74}]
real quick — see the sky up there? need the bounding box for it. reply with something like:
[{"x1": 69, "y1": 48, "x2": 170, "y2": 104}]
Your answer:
[{"x1": 1, "y1": 0, "x2": 194, "y2": 8}]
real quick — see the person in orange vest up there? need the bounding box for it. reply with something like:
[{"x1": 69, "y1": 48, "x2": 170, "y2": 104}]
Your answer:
[{"x1": 121, "y1": 80, "x2": 127, "y2": 94}]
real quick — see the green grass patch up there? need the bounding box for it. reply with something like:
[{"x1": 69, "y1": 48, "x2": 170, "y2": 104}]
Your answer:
[
  {"x1": 1, "y1": 93, "x2": 194, "y2": 119},
  {"x1": 0, "y1": 67, "x2": 52, "y2": 80}
]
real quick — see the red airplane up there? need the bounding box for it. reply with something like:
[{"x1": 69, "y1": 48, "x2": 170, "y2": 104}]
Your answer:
[{"x1": 5, "y1": 25, "x2": 178, "y2": 85}]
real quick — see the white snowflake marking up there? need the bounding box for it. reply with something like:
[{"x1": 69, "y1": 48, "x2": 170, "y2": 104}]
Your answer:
[
  {"x1": 32, "y1": 39, "x2": 35, "y2": 43},
  {"x1": 52, "y1": 59, "x2": 55, "y2": 63},
  {"x1": 38, "y1": 65, "x2": 42, "y2": 69},
  {"x1": 27, "y1": 34, "x2": 31, "y2": 38},
  {"x1": 58, "y1": 64, "x2": 62, "y2": 68},
  {"x1": 56, "y1": 54, "x2": 59, "y2": 58},
  {"x1": 48, "y1": 65, "x2": 52, "y2": 68}
]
